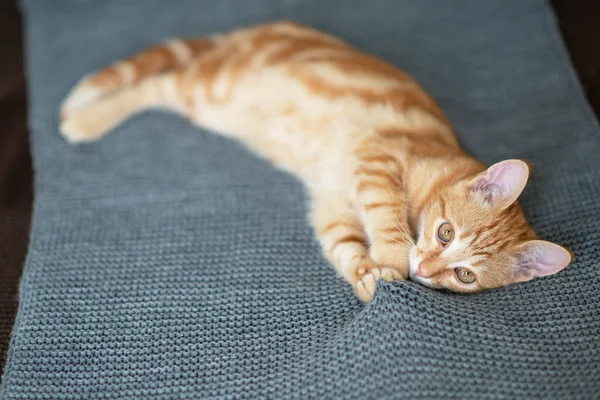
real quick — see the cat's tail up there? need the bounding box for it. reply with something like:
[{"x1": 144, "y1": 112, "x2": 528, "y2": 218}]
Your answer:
[
  {"x1": 59, "y1": 37, "x2": 213, "y2": 122},
  {"x1": 60, "y1": 68, "x2": 191, "y2": 143}
]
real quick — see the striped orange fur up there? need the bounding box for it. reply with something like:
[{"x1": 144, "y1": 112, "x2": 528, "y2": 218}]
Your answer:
[{"x1": 59, "y1": 21, "x2": 572, "y2": 302}]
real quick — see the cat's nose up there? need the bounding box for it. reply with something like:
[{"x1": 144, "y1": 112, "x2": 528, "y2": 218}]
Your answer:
[{"x1": 416, "y1": 263, "x2": 433, "y2": 278}]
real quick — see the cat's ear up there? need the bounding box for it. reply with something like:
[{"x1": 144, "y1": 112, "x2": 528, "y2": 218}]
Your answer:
[
  {"x1": 512, "y1": 240, "x2": 573, "y2": 283},
  {"x1": 468, "y1": 159, "x2": 529, "y2": 209}
]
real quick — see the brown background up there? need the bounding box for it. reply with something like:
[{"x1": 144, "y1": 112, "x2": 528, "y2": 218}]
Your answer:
[{"x1": 0, "y1": 0, "x2": 598, "y2": 374}]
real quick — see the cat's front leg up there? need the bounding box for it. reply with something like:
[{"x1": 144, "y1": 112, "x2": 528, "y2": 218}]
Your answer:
[
  {"x1": 351, "y1": 149, "x2": 412, "y2": 287},
  {"x1": 310, "y1": 192, "x2": 400, "y2": 301}
]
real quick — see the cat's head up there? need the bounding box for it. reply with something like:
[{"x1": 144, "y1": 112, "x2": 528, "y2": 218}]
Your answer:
[{"x1": 410, "y1": 159, "x2": 572, "y2": 293}]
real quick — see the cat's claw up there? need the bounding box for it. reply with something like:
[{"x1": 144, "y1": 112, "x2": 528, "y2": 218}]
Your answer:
[{"x1": 354, "y1": 266, "x2": 402, "y2": 302}]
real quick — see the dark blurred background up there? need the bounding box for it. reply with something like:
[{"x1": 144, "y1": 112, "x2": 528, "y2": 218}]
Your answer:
[{"x1": 0, "y1": 0, "x2": 598, "y2": 374}]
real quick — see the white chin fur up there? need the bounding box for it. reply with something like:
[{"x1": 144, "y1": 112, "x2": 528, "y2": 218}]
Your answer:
[{"x1": 408, "y1": 253, "x2": 419, "y2": 278}]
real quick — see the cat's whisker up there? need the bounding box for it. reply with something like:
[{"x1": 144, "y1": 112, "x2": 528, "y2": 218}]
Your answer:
[
  {"x1": 383, "y1": 234, "x2": 409, "y2": 247},
  {"x1": 383, "y1": 234, "x2": 413, "y2": 252},
  {"x1": 388, "y1": 218, "x2": 406, "y2": 237},
  {"x1": 389, "y1": 217, "x2": 415, "y2": 245},
  {"x1": 393, "y1": 214, "x2": 414, "y2": 241},
  {"x1": 398, "y1": 224, "x2": 415, "y2": 245}
]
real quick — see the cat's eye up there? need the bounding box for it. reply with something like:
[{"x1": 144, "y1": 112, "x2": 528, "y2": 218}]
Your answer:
[
  {"x1": 437, "y1": 222, "x2": 454, "y2": 245},
  {"x1": 455, "y1": 267, "x2": 476, "y2": 284}
]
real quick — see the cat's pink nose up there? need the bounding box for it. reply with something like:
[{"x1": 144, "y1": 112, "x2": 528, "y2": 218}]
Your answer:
[{"x1": 416, "y1": 263, "x2": 433, "y2": 278}]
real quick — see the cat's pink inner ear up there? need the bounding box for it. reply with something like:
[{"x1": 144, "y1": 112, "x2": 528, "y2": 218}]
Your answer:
[
  {"x1": 468, "y1": 159, "x2": 529, "y2": 208},
  {"x1": 513, "y1": 240, "x2": 573, "y2": 282}
]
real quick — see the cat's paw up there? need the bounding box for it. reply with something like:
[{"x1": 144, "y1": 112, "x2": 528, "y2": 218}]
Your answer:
[{"x1": 354, "y1": 265, "x2": 403, "y2": 303}]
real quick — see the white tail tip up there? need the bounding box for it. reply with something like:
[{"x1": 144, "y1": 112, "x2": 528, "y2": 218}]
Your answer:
[{"x1": 60, "y1": 79, "x2": 104, "y2": 122}]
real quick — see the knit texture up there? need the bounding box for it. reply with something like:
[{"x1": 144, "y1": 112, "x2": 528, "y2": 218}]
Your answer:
[{"x1": 2, "y1": 1, "x2": 600, "y2": 399}]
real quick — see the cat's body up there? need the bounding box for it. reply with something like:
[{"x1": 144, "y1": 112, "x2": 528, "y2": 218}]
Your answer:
[{"x1": 60, "y1": 21, "x2": 571, "y2": 301}]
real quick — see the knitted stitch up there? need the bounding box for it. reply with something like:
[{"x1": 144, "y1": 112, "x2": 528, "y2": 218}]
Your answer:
[{"x1": 2, "y1": 1, "x2": 599, "y2": 399}]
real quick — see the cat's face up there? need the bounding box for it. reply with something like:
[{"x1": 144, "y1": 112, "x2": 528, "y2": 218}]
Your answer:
[{"x1": 409, "y1": 160, "x2": 572, "y2": 293}]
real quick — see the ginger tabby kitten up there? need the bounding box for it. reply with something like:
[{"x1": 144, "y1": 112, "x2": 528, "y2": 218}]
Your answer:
[{"x1": 59, "y1": 21, "x2": 572, "y2": 302}]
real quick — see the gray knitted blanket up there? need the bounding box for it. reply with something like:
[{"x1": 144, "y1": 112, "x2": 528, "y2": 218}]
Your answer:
[{"x1": 2, "y1": 1, "x2": 599, "y2": 399}]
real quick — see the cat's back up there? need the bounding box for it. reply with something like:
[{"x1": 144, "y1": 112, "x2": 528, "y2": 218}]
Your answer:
[
  {"x1": 202, "y1": 21, "x2": 448, "y2": 135},
  {"x1": 214, "y1": 21, "x2": 433, "y2": 106}
]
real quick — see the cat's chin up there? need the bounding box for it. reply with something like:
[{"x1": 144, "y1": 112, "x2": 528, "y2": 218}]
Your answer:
[{"x1": 410, "y1": 274, "x2": 440, "y2": 289}]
